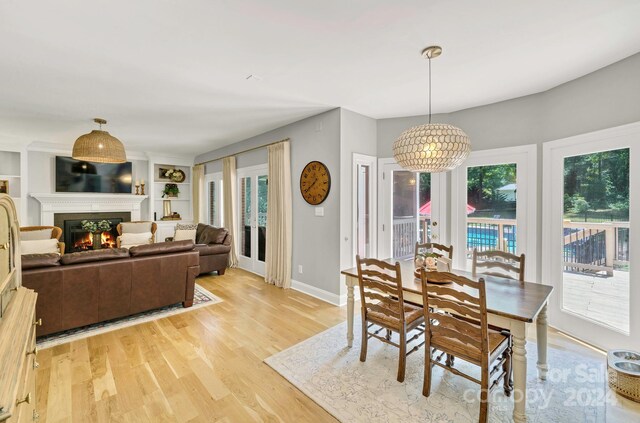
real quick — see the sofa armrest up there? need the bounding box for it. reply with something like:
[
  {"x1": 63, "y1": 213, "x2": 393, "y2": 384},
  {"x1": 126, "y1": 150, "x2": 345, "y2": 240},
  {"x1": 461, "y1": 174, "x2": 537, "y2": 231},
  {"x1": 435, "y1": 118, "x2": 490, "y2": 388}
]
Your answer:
[
  {"x1": 183, "y1": 264, "x2": 200, "y2": 308},
  {"x1": 223, "y1": 233, "x2": 232, "y2": 246}
]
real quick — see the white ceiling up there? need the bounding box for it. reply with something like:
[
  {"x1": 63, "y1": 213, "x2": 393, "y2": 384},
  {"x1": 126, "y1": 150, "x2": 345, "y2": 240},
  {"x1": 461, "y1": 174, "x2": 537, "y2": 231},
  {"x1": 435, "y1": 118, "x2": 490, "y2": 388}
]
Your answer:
[{"x1": 1, "y1": 0, "x2": 639, "y2": 155}]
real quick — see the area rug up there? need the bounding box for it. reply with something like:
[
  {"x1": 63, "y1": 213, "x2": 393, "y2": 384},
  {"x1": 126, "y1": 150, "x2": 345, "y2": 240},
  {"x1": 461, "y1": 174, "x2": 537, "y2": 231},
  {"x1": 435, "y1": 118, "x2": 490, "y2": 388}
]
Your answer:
[
  {"x1": 265, "y1": 320, "x2": 630, "y2": 423},
  {"x1": 37, "y1": 284, "x2": 222, "y2": 349}
]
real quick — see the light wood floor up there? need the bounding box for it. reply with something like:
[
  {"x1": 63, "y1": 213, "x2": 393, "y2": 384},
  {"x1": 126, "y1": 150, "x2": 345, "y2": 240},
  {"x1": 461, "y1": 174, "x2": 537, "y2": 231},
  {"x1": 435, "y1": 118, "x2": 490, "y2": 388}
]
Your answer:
[{"x1": 35, "y1": 269, "x2": 343, "y2": 423}]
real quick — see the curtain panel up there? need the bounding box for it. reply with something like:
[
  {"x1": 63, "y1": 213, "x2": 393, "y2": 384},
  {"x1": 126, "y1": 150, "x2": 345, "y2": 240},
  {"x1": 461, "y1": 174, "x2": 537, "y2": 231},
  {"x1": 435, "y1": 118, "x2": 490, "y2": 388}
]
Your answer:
[
  {"x1": 223, "y1": 156, "x2": 239, "y2": 267},
  {"x1": 265, "y1": 141, "x2": 292, "y2": 288},
  {"x1": 192, "y1": 164, "x2": 204, "y2": 223}
]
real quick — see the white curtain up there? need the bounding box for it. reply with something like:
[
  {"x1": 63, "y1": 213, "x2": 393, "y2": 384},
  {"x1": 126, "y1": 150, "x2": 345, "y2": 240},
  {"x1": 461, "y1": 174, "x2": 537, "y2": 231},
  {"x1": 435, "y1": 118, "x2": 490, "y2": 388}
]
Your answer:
[
  {"x1": 223, "y1": 156, "x2": 238, "y2": 267},
  {"x1": 192, "y1": 164, "x2": 204, "y2": 223},
  {"x1": 265, "y1": 141, "x2": 292, "y2": 288}
]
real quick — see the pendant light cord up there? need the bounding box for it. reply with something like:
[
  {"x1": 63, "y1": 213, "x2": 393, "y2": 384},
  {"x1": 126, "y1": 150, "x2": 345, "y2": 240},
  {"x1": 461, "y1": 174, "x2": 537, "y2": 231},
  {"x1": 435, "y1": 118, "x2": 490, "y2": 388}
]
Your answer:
[{"x1": 428, "y1": 56, "x2": 432, "y2": 124}]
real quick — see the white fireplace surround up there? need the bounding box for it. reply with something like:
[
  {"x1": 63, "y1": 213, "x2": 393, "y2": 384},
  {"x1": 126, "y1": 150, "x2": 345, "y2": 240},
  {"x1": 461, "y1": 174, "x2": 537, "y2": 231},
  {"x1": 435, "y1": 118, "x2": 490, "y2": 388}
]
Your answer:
[{"x1": 30, "y1": 193, "x2": 148, "y2": 226}]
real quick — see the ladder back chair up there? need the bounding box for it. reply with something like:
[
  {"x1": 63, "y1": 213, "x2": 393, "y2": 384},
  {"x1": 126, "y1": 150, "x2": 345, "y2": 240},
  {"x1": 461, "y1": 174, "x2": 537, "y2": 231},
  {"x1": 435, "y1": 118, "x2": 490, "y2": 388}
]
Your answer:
[
  {"x1": 356, "y1": 255, "x2": 425, "y2": 382},
  {"x1": 415, "y1": 242, "x2": 453, "y2": 260},
  {"x1": 472, "y1": 248, "x2": 525, "y2": 281},
  {"x1": 420, "y1": 270, "x2": 512, "y2": 423}
]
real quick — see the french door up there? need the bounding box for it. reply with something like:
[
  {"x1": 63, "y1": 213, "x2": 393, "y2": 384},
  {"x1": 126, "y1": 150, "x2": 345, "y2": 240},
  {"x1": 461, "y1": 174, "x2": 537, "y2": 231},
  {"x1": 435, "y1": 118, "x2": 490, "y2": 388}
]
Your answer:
[
  {"x1": 451, "y1": 145, "x2": 537, "y2": 281},
  {"x1": 353, "y1": 154, "x2": 377, "y2": 262},
  {"x1": 543, "y1": 124, "x2": 639, "y2": 350},
  {"x1": 378, "y1": 159, "x2": 446, "y2": 260},
  {"x1": 237, "y1": 165, "x2": 268, "y2": 275}
]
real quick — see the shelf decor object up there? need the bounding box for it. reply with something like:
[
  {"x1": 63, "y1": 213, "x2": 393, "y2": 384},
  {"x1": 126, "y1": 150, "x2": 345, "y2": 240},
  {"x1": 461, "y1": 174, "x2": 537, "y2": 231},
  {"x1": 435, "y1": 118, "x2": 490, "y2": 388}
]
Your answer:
[
  {"x1": 0, "y1": 180, "x2": 7, "y2": 195},
  {"x1": 72, "y1": 118, "x2": 126, "y2": 163},
  {"x1": 163, "y1": 200, "x2": 172, "y2": 218},
  {"x1": 392, "y1": 46, "x2": 471, "y2": 173},
  {"x1": 162, "y1": 183, "x2": 180, "y2": 198}
]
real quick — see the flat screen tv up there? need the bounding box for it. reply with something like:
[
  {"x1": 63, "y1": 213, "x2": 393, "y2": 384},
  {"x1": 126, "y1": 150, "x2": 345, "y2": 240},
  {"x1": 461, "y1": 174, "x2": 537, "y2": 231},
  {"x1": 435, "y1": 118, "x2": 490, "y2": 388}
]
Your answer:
[{"x1": 55, "y1": 156, "x2": 133, "y2": 193}]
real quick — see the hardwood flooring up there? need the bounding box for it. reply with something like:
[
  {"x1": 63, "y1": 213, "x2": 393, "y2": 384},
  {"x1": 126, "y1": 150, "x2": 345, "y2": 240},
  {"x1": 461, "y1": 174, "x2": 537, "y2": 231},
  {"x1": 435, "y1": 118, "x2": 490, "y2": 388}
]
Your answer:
[{"x1": 35, "y1": 268, "x2": 343, "y2": 423}]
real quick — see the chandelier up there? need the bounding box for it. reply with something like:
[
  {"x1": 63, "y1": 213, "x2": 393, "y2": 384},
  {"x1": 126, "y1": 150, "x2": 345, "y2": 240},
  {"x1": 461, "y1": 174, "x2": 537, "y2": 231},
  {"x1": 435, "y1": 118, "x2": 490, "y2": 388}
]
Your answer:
[
  {"x1": 72, "y1": 118, "x2": 126, "y2": 163},
  {"x1": 392, "y1": 46, "x2": 470, "y2": 172}
]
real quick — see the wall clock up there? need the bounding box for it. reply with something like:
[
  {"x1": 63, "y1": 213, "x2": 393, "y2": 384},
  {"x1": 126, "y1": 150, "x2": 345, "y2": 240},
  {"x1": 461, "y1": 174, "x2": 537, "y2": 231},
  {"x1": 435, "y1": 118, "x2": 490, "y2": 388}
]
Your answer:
[{"x1": 300, "y1": 161, "x2": 331, "y2": 205}]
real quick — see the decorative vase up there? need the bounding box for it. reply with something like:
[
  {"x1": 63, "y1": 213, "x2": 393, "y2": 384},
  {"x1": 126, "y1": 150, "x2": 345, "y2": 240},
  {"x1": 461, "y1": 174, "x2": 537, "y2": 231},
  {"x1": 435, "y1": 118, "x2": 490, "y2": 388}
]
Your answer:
[{"x1": 92, "y1": 232, "x2": 102, "y2": 250}]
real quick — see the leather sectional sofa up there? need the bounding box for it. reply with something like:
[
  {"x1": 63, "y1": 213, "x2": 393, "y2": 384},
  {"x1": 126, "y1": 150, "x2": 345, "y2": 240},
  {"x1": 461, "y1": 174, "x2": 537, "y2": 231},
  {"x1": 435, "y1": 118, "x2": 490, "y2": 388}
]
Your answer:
[
  {"x1": 22, "y1": 240, "x2": 199, "y2": 337},
  {"x1": 194, "y1": 224, "x2": 231, "y2": 275}
]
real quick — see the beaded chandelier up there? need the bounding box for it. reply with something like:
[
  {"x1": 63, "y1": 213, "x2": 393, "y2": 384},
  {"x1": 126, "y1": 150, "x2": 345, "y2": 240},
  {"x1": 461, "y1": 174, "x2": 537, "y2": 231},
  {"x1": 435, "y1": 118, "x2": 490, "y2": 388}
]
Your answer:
[
  {"x1": 72, "y1": 118, "x2": 126, "y2": 163},
  {"x1": 393, "y1": 46, "x2": 470, "y2": 172}
]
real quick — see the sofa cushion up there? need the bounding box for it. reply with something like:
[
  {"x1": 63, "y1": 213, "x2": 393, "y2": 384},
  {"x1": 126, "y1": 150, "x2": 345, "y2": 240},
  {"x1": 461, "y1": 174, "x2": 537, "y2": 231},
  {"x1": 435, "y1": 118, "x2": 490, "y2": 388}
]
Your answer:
[
  {"x1": 129, "y1": 240, "x2": 195, "y2": 257},
  {"x1": 61, "y1": 248, "x2": 130, "y2": 265},
  {"x1": 120, "y1": 222, "x2": 153, "y2": 233},
  {"x1": 22, "y1": 253, "x2": 61, "y2": 269},
  {"x1": 194, "y1": 243, "x2": 231, "y2": 256},
  {"x1": 196, "y1": 224, "x2": 228, "y2": 245},
  {"x1": 20, "y1": 228, "x2": 53, "y2": 241},
  {"x1": 21, "y1": 238, "x2": 59, "y2": 255},
  {"x1": 119, "y1": 232, "x2": 153, "y2": 248}
]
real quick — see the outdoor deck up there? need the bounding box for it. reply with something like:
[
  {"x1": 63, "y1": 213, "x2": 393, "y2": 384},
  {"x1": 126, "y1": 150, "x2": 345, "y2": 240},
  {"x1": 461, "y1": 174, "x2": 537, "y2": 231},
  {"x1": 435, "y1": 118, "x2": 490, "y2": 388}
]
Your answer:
[{"x1": 563, "y1": 270, "x2": 629, "y2": 333}]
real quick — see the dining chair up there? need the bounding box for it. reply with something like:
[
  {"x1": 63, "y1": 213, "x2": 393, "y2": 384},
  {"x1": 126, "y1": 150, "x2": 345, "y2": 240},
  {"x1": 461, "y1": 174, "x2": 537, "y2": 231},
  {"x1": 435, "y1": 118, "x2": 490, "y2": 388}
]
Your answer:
[
  {"x1": 415, "y1": 242, "x2": 453, "y2": 260},
  {"x1": 356, "y1": 255, "x2": 425, "y2": 382},
  {"x1": 472, "y1": 248, "x2": 525, "y2": 281},
  {"x1": 420, "y1": 270, "x2": 512, "y2": 423}
]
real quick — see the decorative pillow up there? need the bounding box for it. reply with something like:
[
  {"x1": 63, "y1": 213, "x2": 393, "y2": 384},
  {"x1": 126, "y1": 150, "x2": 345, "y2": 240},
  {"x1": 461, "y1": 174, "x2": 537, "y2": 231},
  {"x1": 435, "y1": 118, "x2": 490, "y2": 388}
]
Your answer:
[
  {"x1": 21, "y1": 239, "x2": 59, "y2": 255},
  {"x1": 175, "y1": 223, "x2": 198, "y2": 231},
  {"x1": 119, "y1": 232, "x2": 153, "y2": 249},
  {"x1": 120, "y1": 222, "x2": 153, "y2": 234},
  {"x1": 174, "y1": 229, "x2": 197, "y2": 242},
  {"x1": 20, "y1": 228, "x2": 53, "y2": 241}
]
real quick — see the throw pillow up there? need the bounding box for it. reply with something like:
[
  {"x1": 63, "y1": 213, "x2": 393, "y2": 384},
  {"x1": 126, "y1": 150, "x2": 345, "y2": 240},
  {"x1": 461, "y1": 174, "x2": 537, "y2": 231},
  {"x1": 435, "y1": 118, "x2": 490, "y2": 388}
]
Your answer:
[
  {"x1": 20, "y1": 228, "x2": 53, "y2": 241},
  {"x1": 120, "y1": 222, "x2": 153, "y2": 233},
  {"x1": 119, "y1": 232, "x2": 153, "y2": 249},
  {"x1": 175, "y1": 223, "x2": 198, "y2": 231},
  {"x1": 21, "y1": 238, "x2": 59, "y2": 255},
  {"x1": 174, "y1": 229, "x2": 197, "y2": 242}
]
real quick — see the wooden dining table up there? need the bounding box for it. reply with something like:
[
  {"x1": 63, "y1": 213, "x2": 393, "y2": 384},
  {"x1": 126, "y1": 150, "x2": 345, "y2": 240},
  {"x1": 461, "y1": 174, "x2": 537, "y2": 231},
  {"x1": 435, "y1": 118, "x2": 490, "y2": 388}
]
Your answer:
[{"x1": 341, "y1": 259, "x2": 553, "y2": 423}]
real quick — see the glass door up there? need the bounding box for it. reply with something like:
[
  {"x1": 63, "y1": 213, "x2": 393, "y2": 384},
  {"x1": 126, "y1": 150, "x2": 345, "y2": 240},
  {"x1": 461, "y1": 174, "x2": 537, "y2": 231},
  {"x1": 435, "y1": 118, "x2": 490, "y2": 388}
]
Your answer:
[
  {"x1": 205, "y1": 172, "x2": 223, "y2": 227},
  {"x1": 451, "y1": 145, "x2": 537, "y2": 279},
  {"x1": 544, "y1": 128, "x2": 638, "y2": 350},
  {"x1": 353, "y1": 154, "x2": 377, "y2": 261},
  {"x1": 379, "y1": 160, "x2": 445, "y2": 260},
  {"x1": 237, "y1": 166, "x2": 268, "y2": 275}
]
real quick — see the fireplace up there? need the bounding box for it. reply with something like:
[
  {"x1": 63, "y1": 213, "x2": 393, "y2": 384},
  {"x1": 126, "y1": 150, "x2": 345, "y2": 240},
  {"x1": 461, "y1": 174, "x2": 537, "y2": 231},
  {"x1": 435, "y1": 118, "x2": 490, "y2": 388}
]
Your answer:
[{"x1": 53, "y1": 212, "x2": 131, "y2": 253}]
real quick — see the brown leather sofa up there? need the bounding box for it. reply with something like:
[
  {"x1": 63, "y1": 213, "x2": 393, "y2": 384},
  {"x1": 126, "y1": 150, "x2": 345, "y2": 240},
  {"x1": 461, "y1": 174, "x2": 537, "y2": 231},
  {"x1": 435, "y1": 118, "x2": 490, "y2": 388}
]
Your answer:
[
  {"x1": 22, "y1": 240, "x2": 199, "y2": 337},
  {"x1": 167, "y1": 224, "x2": 231, "y2": 275}
]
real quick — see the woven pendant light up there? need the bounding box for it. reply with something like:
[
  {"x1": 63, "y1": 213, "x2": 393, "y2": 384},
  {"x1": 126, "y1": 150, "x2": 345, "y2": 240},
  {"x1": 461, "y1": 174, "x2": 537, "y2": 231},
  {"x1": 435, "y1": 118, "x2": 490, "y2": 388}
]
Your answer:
[
  {"x1": 72, "y1": 118, "x2": 126, "y2": 163},
  {"x1": 393, "y1": 46, "x2": 470, "y2": 172}
]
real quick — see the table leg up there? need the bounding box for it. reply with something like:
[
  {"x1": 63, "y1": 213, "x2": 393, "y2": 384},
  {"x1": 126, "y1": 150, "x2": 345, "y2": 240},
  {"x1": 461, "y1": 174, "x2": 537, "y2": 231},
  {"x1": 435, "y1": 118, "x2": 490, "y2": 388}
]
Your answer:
[
  {"x1": 346, "y1": 276, "x2": 357, "y2": 348},
  {"x1": 512, "y1": 322, "x2": 528, "y2": 423},
  {"x1": 536, "y1": 302, "x2": 549, "y2": 380}
]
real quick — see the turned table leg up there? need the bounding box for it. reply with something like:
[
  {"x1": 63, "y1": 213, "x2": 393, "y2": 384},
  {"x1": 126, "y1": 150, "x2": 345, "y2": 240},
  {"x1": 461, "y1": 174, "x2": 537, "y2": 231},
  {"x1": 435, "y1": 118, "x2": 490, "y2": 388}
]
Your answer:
[
  {"x1": 346, "y1": 276, "x2": 357, "y2": 348},
  {"x1": 511, "y1": 322, "x2": 528, "y2": 423},
  {"x1": 536, "y1": 302, "x2": 549, "y2": 380}
]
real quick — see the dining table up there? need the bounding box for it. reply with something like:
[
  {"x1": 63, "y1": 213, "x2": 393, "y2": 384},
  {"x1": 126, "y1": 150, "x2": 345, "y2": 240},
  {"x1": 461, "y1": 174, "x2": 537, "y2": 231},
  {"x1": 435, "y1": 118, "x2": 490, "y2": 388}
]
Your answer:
[{"x1": 341, "y1": 259, "x2": 553, "y2": 423}]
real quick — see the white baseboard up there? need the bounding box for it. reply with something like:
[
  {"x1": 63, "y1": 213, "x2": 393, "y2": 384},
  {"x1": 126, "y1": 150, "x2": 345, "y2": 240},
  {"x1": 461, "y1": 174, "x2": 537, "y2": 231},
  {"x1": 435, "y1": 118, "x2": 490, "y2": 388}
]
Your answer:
[
  {"x1": 291, "y1": 279, "x2": 343, "y2": 306},
  {"x1": 290, "y1": 279, "x2": 361, "y2": 307}
]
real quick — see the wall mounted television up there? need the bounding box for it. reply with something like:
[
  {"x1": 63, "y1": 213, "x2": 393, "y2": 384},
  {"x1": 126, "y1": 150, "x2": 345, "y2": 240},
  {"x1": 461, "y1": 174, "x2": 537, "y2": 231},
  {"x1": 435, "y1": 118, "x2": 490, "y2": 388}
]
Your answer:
[{"x1": 55, "y1": 156, "x2": 133, "y2": 193}]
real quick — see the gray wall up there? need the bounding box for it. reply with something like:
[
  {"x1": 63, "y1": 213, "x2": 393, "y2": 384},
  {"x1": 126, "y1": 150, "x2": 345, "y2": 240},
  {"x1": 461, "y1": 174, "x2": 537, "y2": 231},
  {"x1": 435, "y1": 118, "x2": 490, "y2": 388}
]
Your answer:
[
  {"x1": 196, "y1": 109, "x2": 343, "y2": 295},
  {"x1": 377, "y1": 52, "x2": 640, "y2": 280},
  {"x1": 339, "y1": 109, "x2": 377, "y2": 295}
]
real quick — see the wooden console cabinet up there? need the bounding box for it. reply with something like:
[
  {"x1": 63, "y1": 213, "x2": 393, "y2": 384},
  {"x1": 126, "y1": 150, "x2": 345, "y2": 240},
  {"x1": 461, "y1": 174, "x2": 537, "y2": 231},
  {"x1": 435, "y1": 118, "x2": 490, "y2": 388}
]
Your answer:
[{"x1": 0, "y1": 194, "x2": 38, "y2": 422}]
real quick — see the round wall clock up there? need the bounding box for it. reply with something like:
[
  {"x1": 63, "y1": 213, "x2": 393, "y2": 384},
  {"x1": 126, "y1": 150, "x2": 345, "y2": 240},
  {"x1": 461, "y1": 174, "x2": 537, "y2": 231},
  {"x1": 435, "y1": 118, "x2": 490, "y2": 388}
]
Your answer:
[{"x1": 300, "y1": 161, "x2": 331, "y2": 205}]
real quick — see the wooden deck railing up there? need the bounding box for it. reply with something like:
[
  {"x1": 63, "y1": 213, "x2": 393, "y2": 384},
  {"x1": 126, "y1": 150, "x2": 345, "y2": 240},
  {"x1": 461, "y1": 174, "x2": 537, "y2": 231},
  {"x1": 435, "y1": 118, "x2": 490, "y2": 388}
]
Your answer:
[{"x1": 391, "y1": 217, "x2": 630, "y2": 277}]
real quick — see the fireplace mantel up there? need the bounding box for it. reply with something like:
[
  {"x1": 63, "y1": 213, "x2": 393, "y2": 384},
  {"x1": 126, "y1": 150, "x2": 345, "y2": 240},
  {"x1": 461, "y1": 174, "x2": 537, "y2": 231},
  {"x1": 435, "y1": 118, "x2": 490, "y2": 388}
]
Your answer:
[{"x1": 30, "y1": 193, "x2": 148, "y2": 226}]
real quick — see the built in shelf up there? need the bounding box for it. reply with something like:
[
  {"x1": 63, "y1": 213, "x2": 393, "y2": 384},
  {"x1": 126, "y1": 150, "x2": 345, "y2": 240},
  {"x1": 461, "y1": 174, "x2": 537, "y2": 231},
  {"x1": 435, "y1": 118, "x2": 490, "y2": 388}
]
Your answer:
[
  {"x1": 153, "y1": 181, "x2": 191, "y2": 185},
  {"x1": 0, "y1": 175, "x2": 21, "y2": 179}
]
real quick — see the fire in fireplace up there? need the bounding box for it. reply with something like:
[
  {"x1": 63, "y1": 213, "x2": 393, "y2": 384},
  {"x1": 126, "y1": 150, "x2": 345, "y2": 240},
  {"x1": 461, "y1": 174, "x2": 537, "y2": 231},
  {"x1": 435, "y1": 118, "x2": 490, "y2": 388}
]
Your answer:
[{"x1": 53, "y1": 212, "x2": 132, "y2": 253}]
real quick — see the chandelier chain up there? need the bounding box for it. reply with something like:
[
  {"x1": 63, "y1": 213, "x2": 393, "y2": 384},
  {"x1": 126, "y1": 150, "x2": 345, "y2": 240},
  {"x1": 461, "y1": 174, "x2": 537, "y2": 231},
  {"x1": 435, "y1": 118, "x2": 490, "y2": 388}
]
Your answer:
[{"x1": 428, "y1": 56, "x2": 432, "y2": 124}]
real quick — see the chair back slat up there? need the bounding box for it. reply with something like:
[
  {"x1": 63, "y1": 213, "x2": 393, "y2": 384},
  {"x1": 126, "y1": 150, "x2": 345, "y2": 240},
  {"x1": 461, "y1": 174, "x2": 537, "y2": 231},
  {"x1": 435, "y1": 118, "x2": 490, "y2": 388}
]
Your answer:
[
  {"x1": 420, "y1": 270, "x2": 489, "y2": 360},
  {"x1": 415, "y1": 242, "x2": 454, "y2": 260},
  {"x1": 356, "y1": 256, "x2": 405, "y2": 324},
  {"x1": 429, "y1": 296, "x2": 481, "y2": 321},
  {"x1": 472, "y1": 248, "x2": 525, "y2": 281}
]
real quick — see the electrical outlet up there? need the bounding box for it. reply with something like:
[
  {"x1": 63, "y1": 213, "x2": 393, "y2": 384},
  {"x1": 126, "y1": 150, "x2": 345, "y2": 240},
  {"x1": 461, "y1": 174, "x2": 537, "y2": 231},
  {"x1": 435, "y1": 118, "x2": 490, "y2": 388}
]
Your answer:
[{"x1": 298, "y1": 265, "x2": 303, "y2": 274}]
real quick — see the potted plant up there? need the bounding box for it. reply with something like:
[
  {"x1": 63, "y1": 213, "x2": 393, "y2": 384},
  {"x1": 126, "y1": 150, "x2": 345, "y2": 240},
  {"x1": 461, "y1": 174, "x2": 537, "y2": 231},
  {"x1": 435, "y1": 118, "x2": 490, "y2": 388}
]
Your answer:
[
  {"x1": 162, "y1": 183, "x2": 180, "y2": 198},
  {"x1": 81, "y1": 219, "x2": 112, "y2": 250}
]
